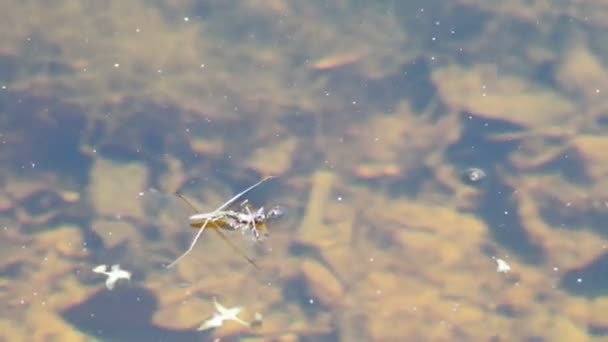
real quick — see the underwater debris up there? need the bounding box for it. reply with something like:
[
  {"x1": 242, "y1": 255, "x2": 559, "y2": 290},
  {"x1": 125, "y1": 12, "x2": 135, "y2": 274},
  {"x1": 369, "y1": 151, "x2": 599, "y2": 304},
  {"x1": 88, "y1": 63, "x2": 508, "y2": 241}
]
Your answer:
[
  {"x1": 461, "y1": 167, "x2": 487, "y2": 185},
  {"x1": 251, "y1": 312, "x2": 264, "y2": 328},
  {"x1": 92, "y1": 264, "x2": 132, "y2": 290},
  {"x1": 495, "y1": 258, "x2": 511, "y2": 273},
  {"x1": 197, "y1": 297, "x2": 250, "y2": 331}
]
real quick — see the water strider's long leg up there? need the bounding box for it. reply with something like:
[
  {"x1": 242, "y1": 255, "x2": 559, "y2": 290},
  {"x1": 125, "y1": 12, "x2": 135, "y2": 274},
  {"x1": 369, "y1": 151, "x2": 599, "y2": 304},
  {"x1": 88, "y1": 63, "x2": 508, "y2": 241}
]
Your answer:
[
  {"x1": 165, "y1": 217, "x2": 210, "y2": 269},
  {"x1": 211, "y1": 226, "x2": 259, "y2": 269},
  {"x1": 176, "y1": 176, "x2": 274, "y2": 216},
  {"x1": 175, "y1": 192, "x2": 200, "y2": 214},
  {"x1": 215, "y1": 176, "x2": 275, "y2": 212}
]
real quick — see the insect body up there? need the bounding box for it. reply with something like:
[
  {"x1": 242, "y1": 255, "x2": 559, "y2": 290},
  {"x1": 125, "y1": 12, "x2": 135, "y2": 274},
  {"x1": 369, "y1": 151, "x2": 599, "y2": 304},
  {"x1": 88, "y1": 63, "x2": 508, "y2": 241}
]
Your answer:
[{"x1": 189, "y1": 204, "x2": 283, "y2": 239}]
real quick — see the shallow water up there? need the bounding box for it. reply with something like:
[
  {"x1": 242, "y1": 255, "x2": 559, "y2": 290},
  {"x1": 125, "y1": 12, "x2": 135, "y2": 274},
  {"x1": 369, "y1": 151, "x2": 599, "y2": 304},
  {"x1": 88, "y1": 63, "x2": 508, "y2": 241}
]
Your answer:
[{"x1": 2, "y1": 1, "x2": 608, "y2": 341}]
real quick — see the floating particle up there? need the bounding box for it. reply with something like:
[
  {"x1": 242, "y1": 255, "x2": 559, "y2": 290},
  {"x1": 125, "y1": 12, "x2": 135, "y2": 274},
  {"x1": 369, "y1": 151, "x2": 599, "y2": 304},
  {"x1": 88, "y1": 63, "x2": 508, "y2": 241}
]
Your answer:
[
  {"x1": 93, "y1": 264, "x2": 131, "y2": 290},
  {"x1": 251, "y1": 312, "x2": 263, "y2": 328},
  {"x1": 197, "y1": 298, "x2": 250, "y2": 331},
  {"x1": 461, "y1": 167, "x2": 487, "y2": 185},
  {"x1": 495, "y1": 258, "x2": 511, "y2": 273}
]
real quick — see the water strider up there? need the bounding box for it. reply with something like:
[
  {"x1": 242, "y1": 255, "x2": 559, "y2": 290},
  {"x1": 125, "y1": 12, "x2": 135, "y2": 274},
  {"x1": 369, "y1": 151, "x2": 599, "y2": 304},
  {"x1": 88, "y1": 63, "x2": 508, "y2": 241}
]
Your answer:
[{"x1": 142, "y1": 176, "x2": 281, "y2": 269}]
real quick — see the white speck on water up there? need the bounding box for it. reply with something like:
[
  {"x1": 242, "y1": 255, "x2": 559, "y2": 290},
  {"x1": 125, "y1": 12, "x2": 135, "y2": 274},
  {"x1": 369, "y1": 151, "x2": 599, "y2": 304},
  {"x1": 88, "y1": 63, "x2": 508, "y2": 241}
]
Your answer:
[
  {"x1": 495, "y1": 258, "x2": 511, "y2": 273},
  {"x1": 93, "y1": 264, "x2": 132, "y2": 290}
]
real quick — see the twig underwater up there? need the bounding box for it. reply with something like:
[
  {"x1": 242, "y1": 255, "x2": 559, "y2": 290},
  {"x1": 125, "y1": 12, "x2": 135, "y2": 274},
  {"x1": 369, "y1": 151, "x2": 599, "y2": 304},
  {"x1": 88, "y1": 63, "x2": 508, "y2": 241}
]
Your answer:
[{"x1": 165, "y1": 175, "x2": 279, "y2": 269}]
